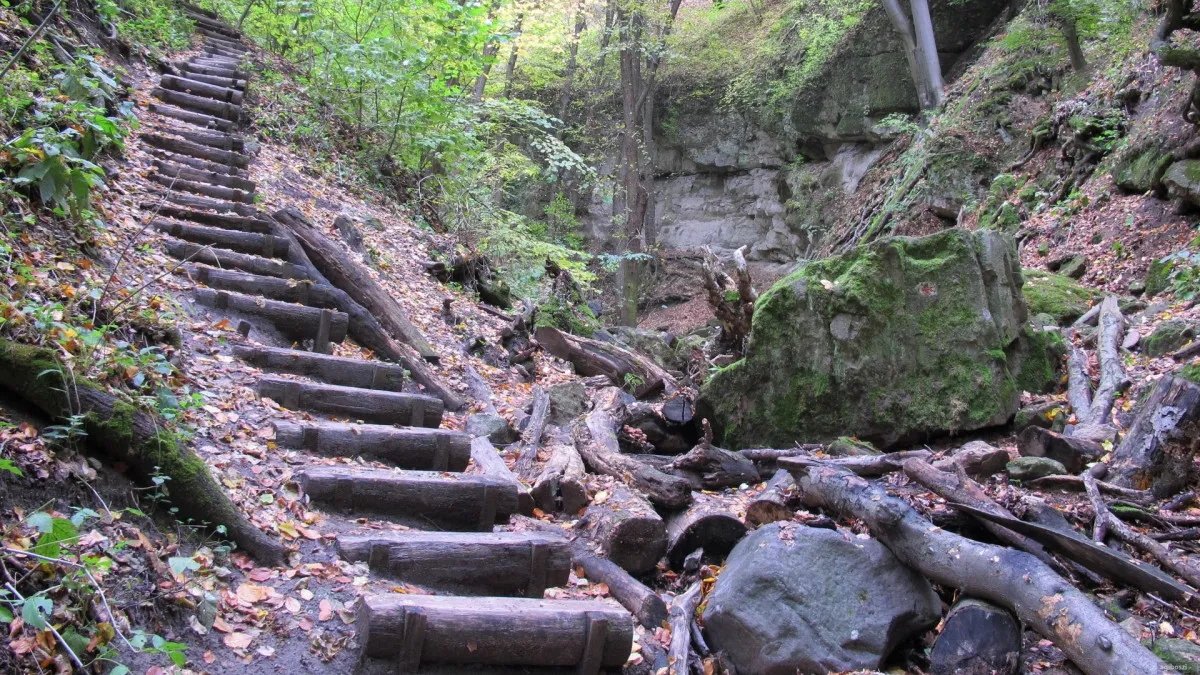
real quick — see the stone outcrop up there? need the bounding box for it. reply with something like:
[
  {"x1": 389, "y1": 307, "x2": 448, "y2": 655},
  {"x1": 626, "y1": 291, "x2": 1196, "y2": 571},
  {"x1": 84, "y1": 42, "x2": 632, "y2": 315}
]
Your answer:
[
  {"x1": 699, "y1": 228, "x2": 1048, "y2": 449},
  {"x1": 703, "y1": 522, "x2": 941, "y2": 674}
]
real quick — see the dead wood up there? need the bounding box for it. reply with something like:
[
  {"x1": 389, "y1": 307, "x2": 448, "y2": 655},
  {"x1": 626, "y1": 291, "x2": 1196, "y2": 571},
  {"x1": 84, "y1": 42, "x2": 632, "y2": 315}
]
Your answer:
[
  {"x1": 536, "y1": 326, "x2": 676, "y2": 398},
  {"x1": 531, "y1": 430, "x2": 588, "y2": 515},
  {"x1": 1023, "y1": 475, "x2": 1155, "y2": 505},
  {"x1": 777, "y1": 450, "x2": 932, "y2": 477},
  {"x1": 567, "y1": 538, "x2": 668, "y2": 628},
  {"x1": 786, "y1": 461, "x2": 1165, "y2": 675},
  {"x1": 514, "y1": 386, "x2": 550, "y2": 479},
  {"x1": 665, "y1": 421, "x2": 759, "y2": 489},
  {"x1": 667, "y1": 582, "x2": 704, "y2": 675},
  {"x1": 1107, "y1": 374, "x2": 1200, "y2": 497},
  {"x1": 575, "y1": 409, "x2": 693, "y2": 510},
  {"x1": 745, "y1": 470, "x2": 798, "y2": 527},
  {"x1": 469, "y1": 438, "x2": 534, "y2": 517},
  {"x1": 700, "y1": 245, "x2": 756, "y2": 352},
  {"x1": 664, "y1": 491, "x2": 747, "y2": 567},
  {"x1": 575, "y1": 481, "x2": 667, "y2": 574}
]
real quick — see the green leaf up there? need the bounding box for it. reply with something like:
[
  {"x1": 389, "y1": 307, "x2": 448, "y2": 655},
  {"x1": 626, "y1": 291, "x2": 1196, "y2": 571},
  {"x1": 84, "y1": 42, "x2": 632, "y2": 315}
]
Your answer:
[
  {"x1": 109, "y1": 666, "x2": 130, "y2": 675},
  {"x1": 168, "y1": 556, "x2": 200, "y2": 576},
  {"x1": 21, "y1": 595, "x2": 52, "y2": 629},
  {"x1": 0, "y1": 459, "x2": 22, "y2": 477},
  {"x1": 32, "y1": 516, "x2": 78, "y2": 558},
  {"x1": 0, "y1": 605, "x2": 13, "y2": 623}
]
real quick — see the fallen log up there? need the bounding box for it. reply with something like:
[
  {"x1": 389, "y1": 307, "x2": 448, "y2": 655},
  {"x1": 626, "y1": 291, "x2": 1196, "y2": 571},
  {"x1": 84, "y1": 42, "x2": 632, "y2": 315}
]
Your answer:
[
  {"x1": 356, "y1": 594, "x2": 632, "y2": 671},
  {"x1": 192, "y1": 289, "x2": 346, "y2": 343},
  {"x1": 902, "y1": 459, "x2": 1059, "y2": 569},
  {"x1": 664, "y1": 492, "x2": 747, "y2": 568},
  {"x1": 1084, "y1": 473, "x2": 1200, "y2": 589},
  {"x1": 953, "y1": 503, "x2": 1200, "y2": 608},
  {"x1": 931, "y1": 440, "x2": 1010, "y2": 477},
  {"x1": 536, "y1": 326, "x2": 677, "y2": 398},
  {"x1": 470, "y1": 437, "x2": 533, "y2": 517},
  {"x1": 513, "y1": 386, "x2": 550, "y2": 479},
  {"x1": 186, "y1": 266, "x2": 339, "y2": 307},
  {"x1": 745, "y1": 470, "x2": 798, "y2": 527},
  {"x1": 575, "y1": 481, "x2": 667, "y2": 574},
  {"x1": 738, "y1": 446, "x2": 825, "y2": 464},
  {"x1": 665, "y1": 423, "x2": 759, "y2": 490},
  {"x1": 234, "y1": 345, "x2": 405, "y2": 390},
  {"x1": 1023, "y1": 474, "x2": 1155, "y2": 505},
  {"x1": 148, "y1": 102, "x2": 233, "y2": 131},
  {"x1": 273, "y1": 421, "x2": 469, "y2": 471},
  {"x1": 777, "y1": 450, "x2": 932, "y2": 478},
  {"x1": 299, "y1": 466, "x2": 517, "y2": 530},
  {"x1": 259, "y1": 377, "x2": 441, "y2": 427},
  {"x1": 667, "y1": 582, "x2": 704, "y2": 675},
  {"x1": 157, "y1": 222, "x2": 287, "y2": 258},
  {"x1": 337, "y1": 531, "x2": 570, "y2": 596},
  {"x1": 162, "y1": 237, "x2": 309, "y2": 279},
  {"x1": 1107, "y1": 374, "x2": 1200, "y2": 497},
  {"x1": 786, "y1": 462, "x2": 1165, "y2": 675},
  {"x1": 568, "y1": 539, "x2": 667, "y2": 628},
  {"x1": 142, "y1": 132, "x2": 249, "y2": 167},
  {"x1": 576, "y1": 409, "x2": 692, "y2": 510},
  {"x1": 273, "y1": 207, "x2": 438, "y2": 361},
  {"x1": 0, "y1": 340, "x2": 284, "y2": 564},
  {"x1": 530, "y1": 431, "x2": 588, "y2": 515}
]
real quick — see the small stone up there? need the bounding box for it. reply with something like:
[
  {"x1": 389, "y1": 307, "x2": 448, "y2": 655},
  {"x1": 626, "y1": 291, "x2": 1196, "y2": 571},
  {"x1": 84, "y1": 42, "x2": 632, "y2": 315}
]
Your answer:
[
  {"x1": 1059, "y1": 256, "x2": 1088, "y2": 280},
  {"x1": 465, "y1": 413, "x2": 518, "y2": 444},
  {"x1": 1006, "y1": 456, "x2": 1068, "y2": 480},
  {"x1": 1128, "y1": 279, "x2": 1146, "y2": 296},
  {"x1": 929, "y1": 598, "x2": 1020, "y2": 675}
]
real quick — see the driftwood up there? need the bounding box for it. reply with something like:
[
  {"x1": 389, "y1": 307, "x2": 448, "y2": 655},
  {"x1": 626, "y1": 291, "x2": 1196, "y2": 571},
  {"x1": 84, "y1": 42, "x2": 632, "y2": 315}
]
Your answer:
[
  {"x1": 903, "y1": 459, "x2": 1059, "y2": 569},
  {"x1": 665, "y1": 422, "x2": 759, "y2": 490},
  {"x1": 536, "y1": 326, "x2": 677, "y2": 398},
  {"x1": 530, "y1": 430, "x2": 588, "y2": 515},
  {"x1": 667, "y1": 582, "x2": 704, "y2": 675},
  {"x1": 272, "y1": 420, "x2": 469, "y2": 471},
  {"x1": 336, "y1": 531, "x2": 570, "y2": 596},
  {"x1": 356, "y1": 594, "x2": 632, "y2": 671},
  {"x1": 575, "y1": 409, "x2": 692, "y2": 510},
  {"x1": 568, "y1": 539, "x2": 668, "y2": 629},
  {"x1": 274, "y1": 207, "x2": 438, "y2": 361},
  {"x1": 954, "y1": 503, "x2": 1200, "y2": 608},
  {"x1": 1084, "y1": 473, "x2": 1200, "y2": 589},
  {"x1": 745, "y1": 470, "x2": 798, "y2": 527},
  {"x1": 514, "y1": 386, "x2": 550, "y2": 479},
  {"x1": 575, "y1": 481, "x2": 667, "y2": 574},
  {"x1": 700, "y1": 245, "x2": 757, "y2": 352},
  {"x1": 778, "y1": 450, "x2": 932, "y2": 477},
  {"x1": 1107, "y1": 374, "x2": 1200, "y2": 497},
  {"x1": 299, "y1": 466, "x2": 517, "y2": 530},
  {"x1": 664, "y1": 492, "x2": 747, "y2": 567},
  {"x1": 787, "y1": 462, "x2": 1165, "y2": 675},
  {"x1": 469, "y1": 437, "x2": 533, "y2": 516},
  {"x1": 0, "y1": 341, "x2": 284, "y2": 564}
]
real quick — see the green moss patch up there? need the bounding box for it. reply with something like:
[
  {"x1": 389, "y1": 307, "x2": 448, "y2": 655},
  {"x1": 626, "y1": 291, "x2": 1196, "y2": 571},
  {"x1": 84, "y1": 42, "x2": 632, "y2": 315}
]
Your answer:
[{"x1": 1021, "y1": 269, "x2": 1098, "y2": 323}]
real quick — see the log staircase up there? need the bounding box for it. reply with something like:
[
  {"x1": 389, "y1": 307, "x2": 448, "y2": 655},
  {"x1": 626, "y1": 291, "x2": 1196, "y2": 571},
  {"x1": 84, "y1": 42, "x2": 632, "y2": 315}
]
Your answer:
[{"x1": 144, "y1": 7, "x2": 634, "y2": 672}]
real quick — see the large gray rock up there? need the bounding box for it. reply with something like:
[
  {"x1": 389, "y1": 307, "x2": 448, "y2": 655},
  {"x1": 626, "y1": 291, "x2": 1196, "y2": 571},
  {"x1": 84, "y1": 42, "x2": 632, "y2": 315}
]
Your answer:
[
  {"x1": 700, "y1": 229, "x2": 1040, "y2": 449},
  {"x1": 465, "y1": 413, "x2": 518, "y2": 445},
  {"x1": 546, "y1": 381, "x2": 588, "y2": 425},
  {"x1": 702, "y1": 522, "x2": 940, "y2": 674}
]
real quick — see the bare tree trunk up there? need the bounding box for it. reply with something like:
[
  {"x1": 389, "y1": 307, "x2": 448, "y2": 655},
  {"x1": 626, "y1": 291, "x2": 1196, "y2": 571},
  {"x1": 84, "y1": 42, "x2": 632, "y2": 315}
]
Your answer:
[
  {"x1": 1061, "y1": 20, "x2": 1088, "y2": 72},
  {"x1": 556, "y1": 3, "x2": 587, "y2": 138},
  {"x1": 880, "y1": 0, "x2": 934, "y2": 108},
  {"x1": 908, "y1": 0, "x2": 944, "y2": 108},
  {"x1": 502, "y1": 13, "x2": 525, "y2": 99},
  {"x1": 471, "y1": 0, "x2": 501, "y2": 101}
]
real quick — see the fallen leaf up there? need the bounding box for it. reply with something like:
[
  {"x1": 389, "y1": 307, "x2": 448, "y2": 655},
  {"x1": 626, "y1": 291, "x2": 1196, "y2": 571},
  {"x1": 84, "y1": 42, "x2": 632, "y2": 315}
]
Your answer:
[
  {"x1": 224, "y1": 632, "x2": 253, "y2": 650},
  {"x1": 319, "y1": 599, "x2": 332, "y2": 621}
]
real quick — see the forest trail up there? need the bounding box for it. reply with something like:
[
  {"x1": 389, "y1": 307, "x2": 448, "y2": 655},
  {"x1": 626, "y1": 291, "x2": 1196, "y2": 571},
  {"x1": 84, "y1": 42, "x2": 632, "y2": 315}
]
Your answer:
[{"x1": 132, "y1": 10, "x2": 634, "y2": 673}]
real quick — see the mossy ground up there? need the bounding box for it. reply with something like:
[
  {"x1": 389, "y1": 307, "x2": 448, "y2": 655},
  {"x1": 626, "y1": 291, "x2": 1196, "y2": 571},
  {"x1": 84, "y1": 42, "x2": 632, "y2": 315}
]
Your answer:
[{"x1": 1021, "y1": 269, "x2": 1098, "y2": 323}]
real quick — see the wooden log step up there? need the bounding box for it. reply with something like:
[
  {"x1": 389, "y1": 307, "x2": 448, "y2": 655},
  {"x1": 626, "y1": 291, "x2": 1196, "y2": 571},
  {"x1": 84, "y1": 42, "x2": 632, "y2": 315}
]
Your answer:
[
  {"x1": 161, "y1": 75, "x2": 243, "y2": 104},
  {"x1": 272, "y1": 420, "x2": 468, "y2": 469},
  {"x1": 149, "y1": 173, "x2": 254, "y2": 203},
  {"x1": 155, "y1": 206, "x2": 268, "y2": 232},
  {"x1": 181, "y1": 2, "x2": 224, "y2": 21},
  {"x1": 148, "y1": 102, "x2": 233, "y2": 131},
  {"x1": 153, "y1": 161, "x2": 255, "y2": 191},
  {"x1": 193, "y1": 289, "x2": 347, "y2": 343},
  {"x1": 191, "y1": 56, "x2": 241, "y2": 68},
  {"x1": 258, "y1": 377, "x2": 442, "y2": 427},
  {"x1": 147, "y1": 148, "x2": 247, "y2": 177},
  {"x1": 357, "y1": 594, "x2": 632, "y2": 671},
  {"x1": 337, "y1": 531, "x2": 570, "y2": 596},
  {"x1": 148, "y1": 192, "x2": 258, "y2": 216},
  {"x1": 204, "y1": 45, "x2": 245, "y2": 60},
  {"x1": 186, "y1": 12, "x2": 240, "y2": 36},
  {"x1": 180, "y1": 72, "x2": 247, "y2": 90},
  {"x1": 201, "y1": 31, "x2": 247, "y2": 48},
  {"x1": 142, "y1": 133, "x2": 249, "y2": 167},
  {"x1": 178, "y1": 62, "x2": 247, "y2": 79},
  {"x1": 155, "y1": 126, "x2": 245, "y2": 152},
  {"x1": 153, "y1": 222, "x2": 286, "y2": 258},
  {"x1": 186, "y1": 266, "x2": 338, "y2": 304},
  {"x1": 151, "y1": 88, "x2": 241, "y2": 121},
  {"x1": 162, "y1": 237, "x2": 309, "y2": 279},
  {"x1": 236, "y1": 345, "x2": 408, "y2": 390},
  {"x1": 299, "y1": 466, "x2": 517, "y2": 529}
]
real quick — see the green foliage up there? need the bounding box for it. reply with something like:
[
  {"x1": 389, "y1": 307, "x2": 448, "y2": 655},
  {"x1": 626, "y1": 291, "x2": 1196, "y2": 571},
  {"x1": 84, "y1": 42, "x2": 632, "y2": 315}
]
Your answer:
[
  {"x1": 95, "y1": 0, "x2": 194, "y2": 52},
  {"x1": 1159, "y1": 247, "x2": 1200, "y2": 302}
]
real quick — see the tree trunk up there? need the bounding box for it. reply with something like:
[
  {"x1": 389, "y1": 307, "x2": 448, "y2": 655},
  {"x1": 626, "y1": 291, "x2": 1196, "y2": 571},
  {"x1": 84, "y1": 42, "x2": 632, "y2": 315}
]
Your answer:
[
  {"x1": 880, "y1": 0, "x2": 934, "y2": 109},
  {"x1": 556, "y1": 3, "x2": 587, "y2": 138},
  {"x1": 1061, "y1": 20, "x2": 1088, "y2": 72},
  {"x1": 273, "y1": 206, "x2": 438, "y2": 361},
  {"x1": 536, "y1": 327, "x2": 676, "y2": 398},
  {"x1": 1107, "y1": 375, "x2": 1200, "y2": 497},
  {"x1": 787, "y1": 462, "x2": 1164, "y2": 675},
  {"x1": 502, "y1": 13, "x2": 524, "y2": 99},
  {"x1": 575, "y1": 409, "x2": 693, "y2": 510},
  {"x1": 0, "y1": 340, "x2": 285, "y2": 564},
  {"x1": 908, "y1": 0, "x2": 944, "y2": 108}
]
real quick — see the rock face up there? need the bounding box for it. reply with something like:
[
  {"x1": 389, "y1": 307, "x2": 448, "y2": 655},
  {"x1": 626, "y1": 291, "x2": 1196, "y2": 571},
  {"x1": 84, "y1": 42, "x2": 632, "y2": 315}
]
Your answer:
[
  {"x1": 702, "y1": 522, "x2": 940, "y2": 674},
  {"x1": 929, "y1": 598, "x2": 1021, "y2": 675},
  {"x1": 699, "y1": 229, "x2": 1038, "y2": 449}
]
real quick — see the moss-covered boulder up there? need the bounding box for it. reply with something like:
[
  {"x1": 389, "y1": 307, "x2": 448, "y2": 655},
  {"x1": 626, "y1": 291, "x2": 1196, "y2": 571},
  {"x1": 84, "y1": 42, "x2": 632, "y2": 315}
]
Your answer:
[
  {"x1": 1144, "y1": 319, "x2": 1197, "y2": 357},
  {"x1": 1022, "y1": 269, "x2": 1098, "y2": 323},
  {"x1": 1144, "y1": 257, "x2": 1175, "y2": 298},
  {"x1": 1111, "y1": 139, "x2": 1173, "y2": 194},
  {"x1": 1162, "y1": 160, "x2": 1200, "y2": 207},
  {"x1": 698, "y1": 229, "x2": 1034, "y2": 449}
]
